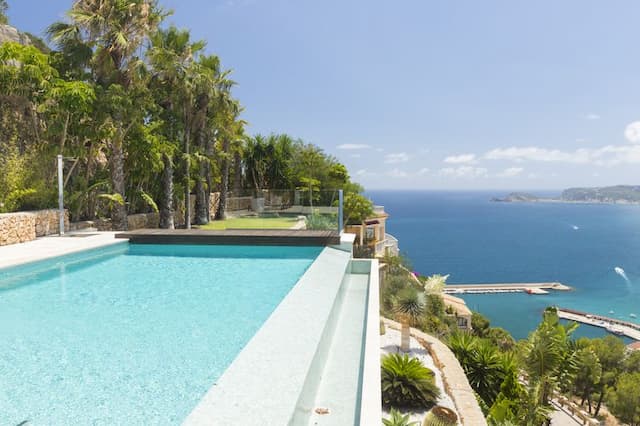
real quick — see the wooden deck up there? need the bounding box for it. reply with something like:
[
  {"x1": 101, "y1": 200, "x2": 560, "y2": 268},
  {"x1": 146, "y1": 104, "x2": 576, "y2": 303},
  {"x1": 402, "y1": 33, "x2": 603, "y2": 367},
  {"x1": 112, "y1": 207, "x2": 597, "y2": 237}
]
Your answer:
[{"x1": 115, "y1": 228, "x2": 342, "y2": 246}]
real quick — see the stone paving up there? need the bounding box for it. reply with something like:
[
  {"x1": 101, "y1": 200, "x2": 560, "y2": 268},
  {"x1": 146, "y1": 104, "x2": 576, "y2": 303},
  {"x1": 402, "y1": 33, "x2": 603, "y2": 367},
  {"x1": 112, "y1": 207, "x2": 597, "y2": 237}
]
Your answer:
[{"x1": 0, "y1": 232, "x2": 121, "y2": 269}]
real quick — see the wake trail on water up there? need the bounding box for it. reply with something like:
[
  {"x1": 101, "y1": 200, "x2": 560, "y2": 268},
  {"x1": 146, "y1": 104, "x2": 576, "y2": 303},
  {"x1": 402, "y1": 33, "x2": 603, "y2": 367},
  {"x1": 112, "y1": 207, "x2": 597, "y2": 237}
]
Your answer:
[{"x1": 614, "y1": 266, "x2": 630, "y2": 283}]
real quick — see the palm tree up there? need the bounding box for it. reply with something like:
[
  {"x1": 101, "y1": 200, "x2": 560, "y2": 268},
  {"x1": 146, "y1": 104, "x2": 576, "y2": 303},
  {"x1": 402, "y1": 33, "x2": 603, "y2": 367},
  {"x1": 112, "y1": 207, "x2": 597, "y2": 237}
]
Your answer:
[
  {"x1": 48, "y1": 0, "x2": 167, "y2": 230},
  {"x1": 520, "y1": 307, "x2": 578, "y2": 407},
  {"x1": 381, "y1": 353, "x2": 441, "y2": 410},
  {"x1": 148, "y1": 26, "x2": 204, "y2": 229},
  {"x1": 394, "y1": 287, "x2": 425, "y2": 352}
]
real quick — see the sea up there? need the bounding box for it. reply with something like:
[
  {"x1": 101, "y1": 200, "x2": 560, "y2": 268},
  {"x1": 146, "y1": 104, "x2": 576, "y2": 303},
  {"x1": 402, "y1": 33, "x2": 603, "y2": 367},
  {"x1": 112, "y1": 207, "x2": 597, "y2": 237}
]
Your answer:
[{"x1": 367, "y1": 190, "x2": 640, "y2": 340}]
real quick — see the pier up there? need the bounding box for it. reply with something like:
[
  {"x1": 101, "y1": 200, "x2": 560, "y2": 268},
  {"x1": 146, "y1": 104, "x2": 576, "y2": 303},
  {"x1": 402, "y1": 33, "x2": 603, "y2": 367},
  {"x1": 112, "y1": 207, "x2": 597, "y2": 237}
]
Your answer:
[
  {"x1": 557, "y1": 308, "x2": 640, "y2": 341},
  {"x1": 444, "y1": 282, "x2": 572, "y2": 295}
]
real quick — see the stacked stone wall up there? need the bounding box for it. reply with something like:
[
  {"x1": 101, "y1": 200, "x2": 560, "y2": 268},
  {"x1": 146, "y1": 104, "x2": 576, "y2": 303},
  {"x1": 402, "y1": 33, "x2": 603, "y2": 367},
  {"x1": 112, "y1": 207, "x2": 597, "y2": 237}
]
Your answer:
[
  {"x1": 0, "y1": 212, "x2": 36, "y2": 246},
  {"x1": 34, "y1": 209, "x2": 70, "y2": 237}
]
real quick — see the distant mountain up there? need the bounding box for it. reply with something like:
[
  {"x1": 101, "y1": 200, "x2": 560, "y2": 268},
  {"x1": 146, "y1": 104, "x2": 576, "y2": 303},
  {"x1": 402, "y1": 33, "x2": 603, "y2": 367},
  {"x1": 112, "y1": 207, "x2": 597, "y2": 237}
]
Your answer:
[
  {"x1": 491, "y1": 192, "x2": 541, "y2": 202},
  {"x1": 492, "y1": 185, "x2": 640, "y2": 204},
  {"x1": 561, "y1": 185, "x2": 640, "y2": 203}
]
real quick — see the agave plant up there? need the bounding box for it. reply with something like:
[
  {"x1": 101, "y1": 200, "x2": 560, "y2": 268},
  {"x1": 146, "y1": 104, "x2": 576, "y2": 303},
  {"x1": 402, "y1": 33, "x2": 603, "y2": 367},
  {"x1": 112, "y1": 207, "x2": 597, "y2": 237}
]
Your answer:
[
  {"x1": 383, "y1": 408, "x2": 419, "y2": 426},
  {"x1": 381, "y1": 353, "x2": 441, "y2": 410}
]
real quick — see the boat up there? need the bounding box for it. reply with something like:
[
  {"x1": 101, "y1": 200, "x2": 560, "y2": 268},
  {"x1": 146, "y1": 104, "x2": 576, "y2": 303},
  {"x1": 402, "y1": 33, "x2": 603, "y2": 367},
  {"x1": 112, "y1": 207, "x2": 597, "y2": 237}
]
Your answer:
[
  {"x1": 631, "y1": 314, "x2": 637, "y2": 319},
  {"x1": 606, "y1": 325, "x2": 625, "y2": 335}
]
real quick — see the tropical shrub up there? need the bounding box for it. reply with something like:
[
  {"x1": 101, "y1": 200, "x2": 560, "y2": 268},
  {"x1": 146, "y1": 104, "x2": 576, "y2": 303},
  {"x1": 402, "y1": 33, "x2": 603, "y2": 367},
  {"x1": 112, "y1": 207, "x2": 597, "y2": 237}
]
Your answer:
[
  {"x1": 305, "y1": 212, "x2": 336, "y2": 230},
  {"x1": 382, "y1": 409, "x2": 419, "y2": 426},
  {"x1": 381, "y1": 353, "x2": 441, "y2": 410}
]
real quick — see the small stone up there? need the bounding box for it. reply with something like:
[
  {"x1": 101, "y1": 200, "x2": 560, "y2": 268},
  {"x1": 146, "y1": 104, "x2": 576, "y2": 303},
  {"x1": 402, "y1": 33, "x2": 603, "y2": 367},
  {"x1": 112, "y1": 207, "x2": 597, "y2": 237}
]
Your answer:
[{"x1": 315, "y1": 407, "x2": 330, "y2": 415}]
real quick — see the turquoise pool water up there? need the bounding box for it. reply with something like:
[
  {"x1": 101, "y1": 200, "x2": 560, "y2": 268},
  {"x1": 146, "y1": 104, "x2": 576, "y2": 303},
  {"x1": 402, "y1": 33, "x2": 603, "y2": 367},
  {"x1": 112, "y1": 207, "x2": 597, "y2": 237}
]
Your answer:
[{"x1": 0, "y1": 243, "x2": 321, "y2": 425}]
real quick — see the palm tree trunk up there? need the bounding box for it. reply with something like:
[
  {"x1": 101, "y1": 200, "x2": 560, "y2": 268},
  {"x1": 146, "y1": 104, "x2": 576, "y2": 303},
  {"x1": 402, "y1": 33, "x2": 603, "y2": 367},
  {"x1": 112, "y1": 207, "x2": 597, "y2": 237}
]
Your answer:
[
  {"x1": 184, "y1": 123, "x2": 191, "y2": 229},
  {"x1": 194, "y1": 127, "x2": 209, "y2": 225},
  {"x1": 232, "y1": 150, "x2": 242, "y2": 195},
  {"x1": 215, "y1": 138, "x2": 230, "y2": 220},
  {"x1": 400, "y1": 322, "x2": 411, "y2": 352},
  {"x1": 110, "y1": 138, "x2": 127, "y2": 231},
  {"x1": 159, "y1": 153, "x2": 174, "y2": 229},
  {"x1": 195, "y1": 168, "x2": 208, "y2": 224},
  {"x1": 594, "y1": 387, "x2": 605, "y2": 416}
]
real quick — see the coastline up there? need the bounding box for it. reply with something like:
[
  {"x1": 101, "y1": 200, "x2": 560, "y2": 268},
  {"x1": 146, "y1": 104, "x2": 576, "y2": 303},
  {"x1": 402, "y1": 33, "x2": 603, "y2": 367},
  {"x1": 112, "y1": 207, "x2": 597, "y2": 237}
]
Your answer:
[{"x1": 492, "y1": 198, "x2": 640, "y2": 206}]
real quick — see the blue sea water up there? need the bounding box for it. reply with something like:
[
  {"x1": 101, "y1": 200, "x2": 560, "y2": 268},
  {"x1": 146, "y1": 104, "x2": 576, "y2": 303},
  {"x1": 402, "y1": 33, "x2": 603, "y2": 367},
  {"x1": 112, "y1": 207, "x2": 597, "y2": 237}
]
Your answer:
[
  {"x1": 0, "y1": 243, "x2": 321, "y2": 425},
  {"x1": 368, "y1": 190, "x2": 640, "y2": 340}
]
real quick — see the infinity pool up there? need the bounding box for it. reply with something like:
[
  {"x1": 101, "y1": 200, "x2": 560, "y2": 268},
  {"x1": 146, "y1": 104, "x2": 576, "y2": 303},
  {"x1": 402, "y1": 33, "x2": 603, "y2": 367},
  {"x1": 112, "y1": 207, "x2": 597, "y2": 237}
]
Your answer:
[{"x1": 0, "y1": 243, "x2": 321, "y2": 425}]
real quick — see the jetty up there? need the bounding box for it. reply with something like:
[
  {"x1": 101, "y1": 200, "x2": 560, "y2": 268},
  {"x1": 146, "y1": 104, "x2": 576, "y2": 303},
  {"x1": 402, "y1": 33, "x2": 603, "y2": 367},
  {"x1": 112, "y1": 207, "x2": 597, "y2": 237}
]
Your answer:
[
  {"x1": 444, "y1": 282, "x2": 571, "y2": 295},
  {"x1": 557, "y1": 308, "x2": 640, "y2": 341}
]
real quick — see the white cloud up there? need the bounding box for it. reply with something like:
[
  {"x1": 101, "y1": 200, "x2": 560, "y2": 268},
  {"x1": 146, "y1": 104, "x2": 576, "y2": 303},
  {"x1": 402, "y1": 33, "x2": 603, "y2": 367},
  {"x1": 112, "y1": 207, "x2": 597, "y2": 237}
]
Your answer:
[
  {"x1": 386, "y1": 168, "x2": 409, "y2": 178},
  {"x1": 417, "y1": 167, "x2": 430, "y2": 176},
  {"x1": 585, "y1": 113, "x2": 601, "y2": 120},
  {"x1": 483, "y1": 145, "x2": 640, "y2": 166},
  {"x1": 439, "y1": 166, "x2": 488, "y2": 178},
  {"x1": 625, "y1": 121, "x2": 640, "y2": 143},
  {"x1": 350, "y1": 153, "x2": 361, "y2": 158},
  {"x1": 497, "y1": 167, "x2": 524, "y2": 178},
  {"x1": 337, "y1": 143, "x2": 371, "y2": 150},
  {"x1": 384, "y1": 152, "x2": 410, "y2": 164},
  {"x1": 356, "y1": 169, "x2": 368, "y2": 176},
  {"x1": 375, "y1": 148, "x2": 384, "y2": 152},
  {"x1": 443, "y1": 153, "x2": 477, "y2": 164}
]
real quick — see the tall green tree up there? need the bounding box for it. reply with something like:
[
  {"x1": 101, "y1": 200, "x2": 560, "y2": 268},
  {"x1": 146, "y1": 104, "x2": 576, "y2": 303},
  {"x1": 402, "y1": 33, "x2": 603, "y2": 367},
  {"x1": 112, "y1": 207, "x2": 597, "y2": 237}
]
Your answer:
[
  {"x1": 607, "y1": 372, "x2": 640, "y2": 426},
  {"x1": 148, "y1": 26, "x2": 204, "y2": 228},
  {"x1": 520, "y1": 307, "x2": 578, "y2": 406},
  {"x1": 49, "y1": 0, "x2": 167, "y2": 230},
  {"x1": 0, "y1": 0, "x2": 9, "y2": 24}
]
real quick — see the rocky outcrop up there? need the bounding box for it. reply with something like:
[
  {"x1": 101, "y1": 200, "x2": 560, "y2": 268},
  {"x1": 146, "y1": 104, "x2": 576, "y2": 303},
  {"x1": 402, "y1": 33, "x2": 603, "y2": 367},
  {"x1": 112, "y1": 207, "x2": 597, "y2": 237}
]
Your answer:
[{"x1": 0, "y1": 24, "x2": 31, "y2": 46}]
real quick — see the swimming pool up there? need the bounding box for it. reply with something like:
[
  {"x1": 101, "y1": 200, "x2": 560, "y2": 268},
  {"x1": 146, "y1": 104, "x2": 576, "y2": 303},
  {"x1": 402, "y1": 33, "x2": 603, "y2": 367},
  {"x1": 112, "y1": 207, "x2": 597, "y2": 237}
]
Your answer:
[{"x1": 0, "y1": 243, "x2": 321, "y2": 425}]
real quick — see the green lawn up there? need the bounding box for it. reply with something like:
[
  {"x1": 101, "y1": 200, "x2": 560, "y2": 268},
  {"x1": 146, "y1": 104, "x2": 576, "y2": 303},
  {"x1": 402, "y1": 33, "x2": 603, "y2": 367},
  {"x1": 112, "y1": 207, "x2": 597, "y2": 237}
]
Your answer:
[{"x1": 198, "y1": 216, "x2": 300, "y2": 230}]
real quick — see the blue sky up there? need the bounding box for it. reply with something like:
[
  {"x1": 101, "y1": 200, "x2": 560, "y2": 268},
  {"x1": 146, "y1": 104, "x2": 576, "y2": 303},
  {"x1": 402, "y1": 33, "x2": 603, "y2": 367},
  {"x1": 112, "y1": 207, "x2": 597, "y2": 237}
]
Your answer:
[{"x1": 7, "y1": 0, "x2": 640, "y2": 190}]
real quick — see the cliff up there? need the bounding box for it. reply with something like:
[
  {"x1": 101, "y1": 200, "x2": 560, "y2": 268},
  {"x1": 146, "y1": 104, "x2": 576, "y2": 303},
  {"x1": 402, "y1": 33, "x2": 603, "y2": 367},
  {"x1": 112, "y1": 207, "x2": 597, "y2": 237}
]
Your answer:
[{"x1": 0, "y1": 24, "x2": 31, "y2": 45}]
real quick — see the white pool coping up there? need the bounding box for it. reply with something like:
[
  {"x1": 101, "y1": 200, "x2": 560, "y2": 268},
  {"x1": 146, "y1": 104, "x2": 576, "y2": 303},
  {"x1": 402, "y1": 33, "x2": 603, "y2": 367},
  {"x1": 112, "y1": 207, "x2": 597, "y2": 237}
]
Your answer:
[
  {"x1": 0, "y1": 232, "x2": 122, "y2": 269},
  {"x1": 183, "y1": 246, "x2": 353, "y2": 425},
  {"x1": 355, "y1": 259, "x2": 382, "y2": 426}
]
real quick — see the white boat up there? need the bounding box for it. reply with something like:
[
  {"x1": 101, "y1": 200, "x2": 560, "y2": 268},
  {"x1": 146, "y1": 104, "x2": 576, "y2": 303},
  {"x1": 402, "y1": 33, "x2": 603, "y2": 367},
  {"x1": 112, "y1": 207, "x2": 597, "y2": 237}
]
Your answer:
[
  {"x1": 631, "y1": 313, "x2": 637, "y2": 319},
  {"x1": 606, "y1": 325, "x2": 625, "y2": 335}
]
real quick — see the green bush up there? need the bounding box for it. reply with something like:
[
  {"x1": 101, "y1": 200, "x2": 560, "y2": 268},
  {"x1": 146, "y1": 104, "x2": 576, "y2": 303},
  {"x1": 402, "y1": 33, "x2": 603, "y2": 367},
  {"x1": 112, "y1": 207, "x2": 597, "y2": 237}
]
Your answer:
[
  {"x1": 381, "y1": 353, "x2": 441, "y2": 410},
  {"x1": 304, "y1": 213, "x2": 336, "y2": 230},
  {"x1": 383, "y1": 408, "x2": 419, "y2": 426}
]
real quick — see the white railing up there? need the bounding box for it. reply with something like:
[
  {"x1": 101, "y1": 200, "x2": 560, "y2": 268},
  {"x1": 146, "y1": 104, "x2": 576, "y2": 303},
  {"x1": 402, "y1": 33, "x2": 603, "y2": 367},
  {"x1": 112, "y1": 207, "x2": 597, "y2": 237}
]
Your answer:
[
  {"x1": 383, "y1": 233, "x2": 399, "y2": 256},
  {"x1": 373, "y1": 205, "x2": 386, "y2": 215}
]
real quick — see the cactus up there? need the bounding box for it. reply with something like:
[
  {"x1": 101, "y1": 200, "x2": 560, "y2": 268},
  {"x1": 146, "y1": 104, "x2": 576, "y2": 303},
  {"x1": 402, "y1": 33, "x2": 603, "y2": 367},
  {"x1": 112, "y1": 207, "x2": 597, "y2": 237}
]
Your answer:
[{"x1": 422, "y1": 406, "x2": 458, "y2": 426}]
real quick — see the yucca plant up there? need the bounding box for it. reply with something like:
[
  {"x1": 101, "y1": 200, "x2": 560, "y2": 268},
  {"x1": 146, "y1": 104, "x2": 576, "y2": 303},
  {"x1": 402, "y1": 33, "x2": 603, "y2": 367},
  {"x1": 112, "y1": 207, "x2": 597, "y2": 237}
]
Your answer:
[
  {"x1": 382, "y1": 353, "x2": 441, "y2": 410},
  {"x1": 422, "y1": 406, "x2": 458, "y2": 426},
  {"x1": 383, "y1": 408, "x2": 419, "y2": 426}
]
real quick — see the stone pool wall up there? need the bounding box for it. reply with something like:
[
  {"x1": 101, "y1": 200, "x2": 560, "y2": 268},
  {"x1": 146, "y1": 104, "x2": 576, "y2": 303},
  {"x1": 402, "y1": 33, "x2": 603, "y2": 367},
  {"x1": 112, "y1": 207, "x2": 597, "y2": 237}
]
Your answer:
[{"x1": 0, "y1": 209, "x2": 69, "y2": 246}]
